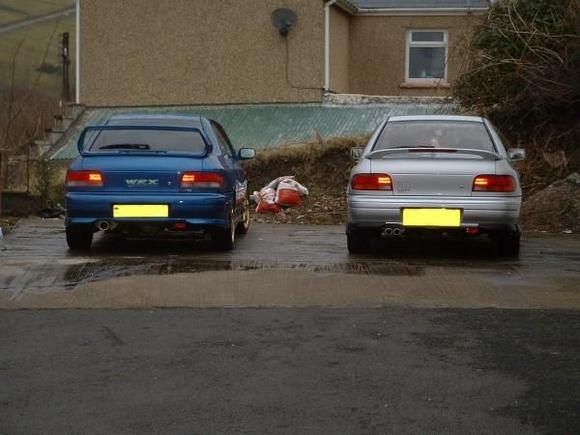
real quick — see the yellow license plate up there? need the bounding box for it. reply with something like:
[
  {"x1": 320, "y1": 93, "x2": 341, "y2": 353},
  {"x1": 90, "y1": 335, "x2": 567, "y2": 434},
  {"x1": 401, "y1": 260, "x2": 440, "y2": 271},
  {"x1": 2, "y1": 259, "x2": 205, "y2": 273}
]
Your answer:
[
  {"x1": 402, "y1": 208, "x2": 461, "y2": 227},
  {"x1": 113, "y1": 204, "x2": 169, "y2": 218}
]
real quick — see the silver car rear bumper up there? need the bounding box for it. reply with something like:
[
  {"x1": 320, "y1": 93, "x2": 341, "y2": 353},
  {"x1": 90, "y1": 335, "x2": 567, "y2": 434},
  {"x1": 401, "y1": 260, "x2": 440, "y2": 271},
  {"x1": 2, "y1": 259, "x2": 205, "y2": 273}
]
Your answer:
[{"x1": 348, "y1": 194, "x2": 521, "y2": 227}]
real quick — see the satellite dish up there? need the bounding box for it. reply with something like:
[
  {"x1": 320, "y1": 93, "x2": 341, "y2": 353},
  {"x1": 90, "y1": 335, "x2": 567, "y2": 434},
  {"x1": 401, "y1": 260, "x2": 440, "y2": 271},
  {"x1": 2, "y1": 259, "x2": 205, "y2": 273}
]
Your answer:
[{"x1": 271, "y1": 8, "x2": 298, "y2": 37}]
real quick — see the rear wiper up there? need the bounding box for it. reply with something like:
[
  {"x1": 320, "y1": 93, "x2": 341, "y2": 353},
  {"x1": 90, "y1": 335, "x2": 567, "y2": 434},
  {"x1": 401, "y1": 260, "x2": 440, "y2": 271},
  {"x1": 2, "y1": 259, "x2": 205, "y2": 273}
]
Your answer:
[{"x1": 99, "y1": 143, "x2": 151, "y2": 150}]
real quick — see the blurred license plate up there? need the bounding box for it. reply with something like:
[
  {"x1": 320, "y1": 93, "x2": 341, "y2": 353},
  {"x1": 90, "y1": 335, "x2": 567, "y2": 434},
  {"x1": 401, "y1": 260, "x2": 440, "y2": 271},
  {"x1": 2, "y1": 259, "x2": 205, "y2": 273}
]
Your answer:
[
  {"x1": 402, "y1": 208, "x2": 461, "y2": 227},
  {"x1": 113, "y1": 205, "x2": 169, "y2": 218}
]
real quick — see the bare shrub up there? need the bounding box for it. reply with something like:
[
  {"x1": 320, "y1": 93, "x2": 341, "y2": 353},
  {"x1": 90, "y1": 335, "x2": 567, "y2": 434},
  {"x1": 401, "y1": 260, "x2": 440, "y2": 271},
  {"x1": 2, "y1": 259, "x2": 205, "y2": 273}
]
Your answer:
[
  {"x1": 454, "y1": 0, "x2": 580, "y2": 165},
  {"x1": 0, "y1": 88, "x2": 59, "y2": 156}
]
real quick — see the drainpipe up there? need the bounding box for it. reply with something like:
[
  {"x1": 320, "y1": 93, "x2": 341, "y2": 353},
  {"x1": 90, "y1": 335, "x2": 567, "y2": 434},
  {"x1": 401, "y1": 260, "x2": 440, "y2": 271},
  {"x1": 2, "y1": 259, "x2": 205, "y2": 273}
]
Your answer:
[
  {"x1": 75, "y1": 0, "x2": 80, "y2": 104},
  {"x1": 324, "y1": 0, "x2": 337, "y2": 93}
]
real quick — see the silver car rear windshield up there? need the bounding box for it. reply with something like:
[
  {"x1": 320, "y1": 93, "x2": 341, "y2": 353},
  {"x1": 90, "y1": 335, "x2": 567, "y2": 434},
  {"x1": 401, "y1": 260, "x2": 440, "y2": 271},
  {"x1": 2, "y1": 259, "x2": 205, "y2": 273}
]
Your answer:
[
  {"x1": 375, "y1": 121, "x2": 496, "y2": 152},
  {"x1": 81, "y1": 127, "x2": 207, "y2": 155}
]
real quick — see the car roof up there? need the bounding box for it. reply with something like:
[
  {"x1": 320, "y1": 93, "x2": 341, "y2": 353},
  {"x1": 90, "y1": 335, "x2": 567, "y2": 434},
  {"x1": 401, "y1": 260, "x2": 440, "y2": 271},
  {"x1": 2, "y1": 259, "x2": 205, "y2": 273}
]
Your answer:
[
  {"x1": 107, "y1": 113, "x2": 207, "y2": 128},
  {"x1": 388, "y1": 115, "x2": 485, "y2": 123}
]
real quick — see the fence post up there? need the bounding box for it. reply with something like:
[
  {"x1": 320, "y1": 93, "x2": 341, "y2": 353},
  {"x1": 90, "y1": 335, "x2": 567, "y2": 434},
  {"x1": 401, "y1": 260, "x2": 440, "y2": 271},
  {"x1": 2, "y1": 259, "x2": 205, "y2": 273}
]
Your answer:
[
  {"x1": 27, "y1": 144, "x2": 31, "y2": 194},
  {"x1": 0, "y1": 150, "x2": 4, "y2": 217}
]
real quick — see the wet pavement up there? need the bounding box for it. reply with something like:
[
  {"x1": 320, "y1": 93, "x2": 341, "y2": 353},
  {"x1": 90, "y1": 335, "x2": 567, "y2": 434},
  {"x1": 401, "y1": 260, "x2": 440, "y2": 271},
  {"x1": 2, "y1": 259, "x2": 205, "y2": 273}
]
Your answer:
[
  {"x1": 0, "y1": 218, "x2": 579, "y2": 309},
  {"x1": 1, "y1": 218, "x2": 580, "y2": 433}
]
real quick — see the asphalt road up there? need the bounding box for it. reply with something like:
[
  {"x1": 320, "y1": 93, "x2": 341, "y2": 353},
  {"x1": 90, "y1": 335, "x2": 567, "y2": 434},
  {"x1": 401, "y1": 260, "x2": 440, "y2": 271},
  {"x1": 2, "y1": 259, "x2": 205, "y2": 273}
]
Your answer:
[{"x1": 1, "y1": 218, "x2": 579, "y2": 433}]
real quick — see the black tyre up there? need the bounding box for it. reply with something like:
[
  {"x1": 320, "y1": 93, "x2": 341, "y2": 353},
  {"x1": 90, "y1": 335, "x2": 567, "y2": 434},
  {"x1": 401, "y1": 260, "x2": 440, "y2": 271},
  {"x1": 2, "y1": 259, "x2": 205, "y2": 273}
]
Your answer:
[
  {"x1": 347, "y1": 232, "x2": 372, "y2": 254},
  {"x1": 496, "y1": 232, "x2": 521, "y2": 257},
  {"x1": 212, "y1": 211, "x2": 235, "y2": 251},
  {"x1": 66, "y1": 225, "x2": 93, "y2": 251},
  {"x1": 236, "y1": 197, "x2": 251, "y2": 235}
]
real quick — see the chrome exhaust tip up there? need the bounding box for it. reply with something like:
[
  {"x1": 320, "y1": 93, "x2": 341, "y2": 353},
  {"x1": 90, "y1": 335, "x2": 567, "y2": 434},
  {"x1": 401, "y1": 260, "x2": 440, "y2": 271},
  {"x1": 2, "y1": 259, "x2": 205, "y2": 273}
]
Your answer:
[
  {"x1": 96, "y1": 220, "x2": 111, "y2": 232},
  {"x1": 382, "y1": 226, "x2": 405, "y2": 238}
]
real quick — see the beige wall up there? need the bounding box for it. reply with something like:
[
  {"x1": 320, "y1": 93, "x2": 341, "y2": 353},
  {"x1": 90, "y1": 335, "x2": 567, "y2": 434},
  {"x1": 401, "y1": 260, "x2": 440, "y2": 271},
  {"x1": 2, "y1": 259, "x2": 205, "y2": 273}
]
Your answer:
[
  {"x1": 329, "y1": 6, "x2": 350, "y2": 94},
  {"x1": 80, "y1": 0, "x2": 324, "y2": 106},
  {"x1": 349, "y1": 15, "x2": 480, "y2": 97}
]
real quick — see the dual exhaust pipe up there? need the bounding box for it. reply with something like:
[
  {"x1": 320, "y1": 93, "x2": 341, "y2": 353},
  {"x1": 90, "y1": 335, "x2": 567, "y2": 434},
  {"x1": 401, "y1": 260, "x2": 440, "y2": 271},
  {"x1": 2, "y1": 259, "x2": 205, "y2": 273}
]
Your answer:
[{"x1": 382, "y1": 226, "x2": 405, "y2": 238}]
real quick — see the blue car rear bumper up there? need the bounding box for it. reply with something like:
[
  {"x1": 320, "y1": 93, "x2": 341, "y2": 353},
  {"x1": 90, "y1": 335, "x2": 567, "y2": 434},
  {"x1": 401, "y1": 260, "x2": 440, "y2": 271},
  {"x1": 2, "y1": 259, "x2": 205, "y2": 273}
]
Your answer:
[{"x1": 65, "y1": 192, "x2": 233, "y2": 229}]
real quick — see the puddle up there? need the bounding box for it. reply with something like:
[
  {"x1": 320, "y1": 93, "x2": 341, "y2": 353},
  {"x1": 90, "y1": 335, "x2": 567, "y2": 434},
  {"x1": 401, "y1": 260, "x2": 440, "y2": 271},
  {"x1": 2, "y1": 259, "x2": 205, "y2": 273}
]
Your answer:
[{"x1": 63, "y1": 258, "x2": 426, "y2": 287}]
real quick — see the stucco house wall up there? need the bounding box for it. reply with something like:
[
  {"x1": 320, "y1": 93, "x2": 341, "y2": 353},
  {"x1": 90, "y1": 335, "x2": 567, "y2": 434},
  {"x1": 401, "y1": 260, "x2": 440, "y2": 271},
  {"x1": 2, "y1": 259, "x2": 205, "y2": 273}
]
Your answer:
[
  {"x1": 348, "y1": 14, "x2": 480, "y2": 96},
  {"x1": 329, "y1": 6, "x2": 350, "y2": 94},
  {"x1": 79, "y1": 0, "x2": 324, "y2": 106}
]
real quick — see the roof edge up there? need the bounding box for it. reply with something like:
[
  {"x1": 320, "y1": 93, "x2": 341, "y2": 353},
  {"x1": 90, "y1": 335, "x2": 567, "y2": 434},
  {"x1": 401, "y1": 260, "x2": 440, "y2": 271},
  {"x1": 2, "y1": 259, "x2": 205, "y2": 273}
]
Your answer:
[
  {"x1": 334, "y1": 1, "x2": 489, "y2": 16},
  {"x1": 355, "y1": 7, "x2": 489, "y2": 16},
  {"x1": 333, "y1": 0, "x2": 358, "y2": 14}
]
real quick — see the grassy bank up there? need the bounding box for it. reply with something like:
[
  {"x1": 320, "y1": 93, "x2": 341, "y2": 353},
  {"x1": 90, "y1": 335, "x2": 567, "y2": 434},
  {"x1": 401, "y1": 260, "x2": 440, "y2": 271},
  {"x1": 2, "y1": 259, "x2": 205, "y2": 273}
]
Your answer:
[
  {"x1": 0, "y1": 15, "x2": 75, "y2": 93},
  {"x1": 0, "y1": 0, "x2": 73, "y2": 25}
]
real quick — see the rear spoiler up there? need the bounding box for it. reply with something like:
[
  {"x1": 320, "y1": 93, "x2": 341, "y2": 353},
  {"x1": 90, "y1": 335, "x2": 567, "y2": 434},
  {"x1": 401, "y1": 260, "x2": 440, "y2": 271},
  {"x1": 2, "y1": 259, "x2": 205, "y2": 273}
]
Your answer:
[{"x1": 365, "y1": 148, "x2": 502, "y2": 161}]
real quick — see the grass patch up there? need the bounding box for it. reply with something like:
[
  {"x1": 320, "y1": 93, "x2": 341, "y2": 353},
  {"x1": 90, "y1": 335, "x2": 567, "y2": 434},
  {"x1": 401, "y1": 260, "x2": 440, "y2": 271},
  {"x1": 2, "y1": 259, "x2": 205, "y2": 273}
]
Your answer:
[
  {"x1": 0, "y1": 0, "x2": 74, "y2": 26},
  {"x1": 0, "y1": 216, "x2": 20, "y2": 234},
  {"x1": 0, "y1": 11, "x2": 75, "y2": 92}
]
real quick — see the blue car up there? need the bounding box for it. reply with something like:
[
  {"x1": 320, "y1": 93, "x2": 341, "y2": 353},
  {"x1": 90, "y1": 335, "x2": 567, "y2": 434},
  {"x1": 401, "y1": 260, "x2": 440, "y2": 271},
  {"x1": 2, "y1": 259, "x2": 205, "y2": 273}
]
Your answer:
[{"x1": 65, "y1": 114, "x2": 255, "y2": 251}]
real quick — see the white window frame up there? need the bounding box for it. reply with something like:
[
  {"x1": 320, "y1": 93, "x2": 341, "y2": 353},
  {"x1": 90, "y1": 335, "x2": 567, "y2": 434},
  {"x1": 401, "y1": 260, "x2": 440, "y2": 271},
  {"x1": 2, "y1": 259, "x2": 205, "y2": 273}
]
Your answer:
[{"x1": 405, "y1": 29, "x2": 449, "y2": 84}]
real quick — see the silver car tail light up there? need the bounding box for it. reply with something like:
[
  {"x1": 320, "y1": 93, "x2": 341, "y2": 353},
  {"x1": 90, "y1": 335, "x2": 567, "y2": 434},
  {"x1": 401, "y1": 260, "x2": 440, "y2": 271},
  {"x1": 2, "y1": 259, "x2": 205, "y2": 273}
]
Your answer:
[{"x1": 351, "y1": 174, "x2": 393, "y2": 191}]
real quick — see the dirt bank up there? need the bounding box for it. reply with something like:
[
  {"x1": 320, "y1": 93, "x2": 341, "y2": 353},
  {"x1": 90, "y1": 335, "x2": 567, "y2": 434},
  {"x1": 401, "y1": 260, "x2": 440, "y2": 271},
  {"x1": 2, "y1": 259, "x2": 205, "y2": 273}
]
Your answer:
[
  {"x1": 244, "y1": 139, "x2": 580, "y2": 231},
  {"x1": 521, "y1": 175, "x2": 580, "y2": 232}
]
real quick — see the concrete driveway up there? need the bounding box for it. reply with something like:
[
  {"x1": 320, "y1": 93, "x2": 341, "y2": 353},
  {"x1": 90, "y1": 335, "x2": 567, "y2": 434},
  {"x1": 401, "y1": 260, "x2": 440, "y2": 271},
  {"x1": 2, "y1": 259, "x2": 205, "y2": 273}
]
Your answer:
[
  {"x1": 1, "y1": 218, "x2": 579, "y2": 433},
  {"x1": 1, "y1": 218, "x2": 579, "y2": 310}
]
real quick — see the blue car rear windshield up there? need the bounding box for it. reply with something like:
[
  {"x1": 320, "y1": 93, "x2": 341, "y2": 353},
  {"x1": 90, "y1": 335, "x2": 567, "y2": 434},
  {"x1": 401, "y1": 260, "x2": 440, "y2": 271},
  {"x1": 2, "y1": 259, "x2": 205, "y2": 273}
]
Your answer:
[
  {"x1": 81, "y1": 127, "x2": 207, "y2": 155},
  {"x1": 375, "y1": 121, "x2": 496, "y2": 152}
]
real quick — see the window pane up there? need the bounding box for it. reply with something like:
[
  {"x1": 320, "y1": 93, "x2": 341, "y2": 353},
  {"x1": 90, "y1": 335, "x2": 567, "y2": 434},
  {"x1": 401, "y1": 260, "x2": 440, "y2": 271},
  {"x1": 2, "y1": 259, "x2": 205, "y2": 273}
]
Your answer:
[
  {"x1": 374, "y1": 121, "x2": 496, "y2": 152},
  {"x1": 212, "y1": 125, "x2": 231, "y2": 156},
  {"x1": 409, "y1": 47, "x2": 445, "y2": 79},
  {"x1": 87, "y1": 128, "x2": 207, "y2": 154},
  {"x1": 411, "y1": 31, "x2": 445, "y2": 42},
  {"x1": 214, "y1": 123, "x2": 237, "y2": 156}
]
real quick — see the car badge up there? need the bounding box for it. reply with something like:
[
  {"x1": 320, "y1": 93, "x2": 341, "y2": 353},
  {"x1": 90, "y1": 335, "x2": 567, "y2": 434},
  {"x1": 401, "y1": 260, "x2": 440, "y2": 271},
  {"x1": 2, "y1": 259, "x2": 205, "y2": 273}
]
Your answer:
[{"x1": 125, "y1": 179, "x2": 159, "y2": 187}]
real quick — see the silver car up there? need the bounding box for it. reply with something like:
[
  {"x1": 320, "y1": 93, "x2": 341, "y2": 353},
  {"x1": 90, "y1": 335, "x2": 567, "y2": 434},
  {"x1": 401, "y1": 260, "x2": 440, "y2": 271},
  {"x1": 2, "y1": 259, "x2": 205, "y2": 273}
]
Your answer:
[{"x1": 347, "y1": 115, "x2": 525, "y2": 256}]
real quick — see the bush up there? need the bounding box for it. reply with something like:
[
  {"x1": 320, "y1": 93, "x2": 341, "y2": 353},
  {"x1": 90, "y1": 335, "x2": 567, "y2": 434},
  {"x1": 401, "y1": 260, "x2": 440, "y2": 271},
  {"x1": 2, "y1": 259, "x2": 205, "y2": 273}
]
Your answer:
[
  {"x1": 454, "y1": 0, "x2": 580, "y2": 153},
  {"x1": 34, "y1": 158, "x2": 56, "y2": 208}
]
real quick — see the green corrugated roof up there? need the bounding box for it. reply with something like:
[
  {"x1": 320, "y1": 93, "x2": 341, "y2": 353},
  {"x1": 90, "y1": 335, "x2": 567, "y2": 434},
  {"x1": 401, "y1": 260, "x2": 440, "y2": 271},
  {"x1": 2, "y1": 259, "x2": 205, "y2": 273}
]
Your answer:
[{"x1": 50, "y1": 102, "x2": 454, "y2": 160}]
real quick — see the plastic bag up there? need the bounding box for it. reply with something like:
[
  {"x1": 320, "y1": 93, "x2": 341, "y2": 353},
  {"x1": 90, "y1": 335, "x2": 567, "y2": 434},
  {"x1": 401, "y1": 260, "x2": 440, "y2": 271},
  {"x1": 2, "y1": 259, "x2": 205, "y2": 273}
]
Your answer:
[
  {"x1": 253, "y1": 176, "x2": 309, "y2": 214},
  {"x1": 253, "y1": 187, "x2": 281, "y2": 214},
  {"x1": 275, "y1": 179, "x2": 309, "y2": 207},
  {"x1": 254, "y1": 187, "x2": 282, "y2": 214},
  {"x1": 255, "y1": 200, "x2": 282, "y2": 214}
]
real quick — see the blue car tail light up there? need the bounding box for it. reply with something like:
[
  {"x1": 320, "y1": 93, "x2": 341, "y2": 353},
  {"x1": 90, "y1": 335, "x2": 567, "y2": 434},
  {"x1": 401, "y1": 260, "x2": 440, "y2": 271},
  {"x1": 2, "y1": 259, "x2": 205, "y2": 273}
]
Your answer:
[
  {"x1": 180, "y1": 171, "x2": 224, "y2": 189},
  {"x1": 66, "y1": 170, "x2": 104, "y2": 188}
]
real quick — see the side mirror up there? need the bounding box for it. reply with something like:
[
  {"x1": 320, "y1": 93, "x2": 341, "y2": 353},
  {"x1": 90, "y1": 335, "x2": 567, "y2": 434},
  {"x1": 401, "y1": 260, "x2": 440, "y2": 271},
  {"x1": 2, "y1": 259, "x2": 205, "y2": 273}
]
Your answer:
[
  {"x1": 508, "y1": 148, "x2": 526, "y2": 162},
  {"x1": 238, "y1": 148, "x2": 256, "y2": 160},
  {"x1": 351, "y1": 147, "x2": 364, "y2": 161}
]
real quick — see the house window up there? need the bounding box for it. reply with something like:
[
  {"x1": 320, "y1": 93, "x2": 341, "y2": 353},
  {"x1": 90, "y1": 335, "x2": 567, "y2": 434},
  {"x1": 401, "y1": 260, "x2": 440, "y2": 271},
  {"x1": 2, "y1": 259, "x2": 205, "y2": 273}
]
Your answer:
[{"x1": 406, "y1": 30, "x2": 448, "y2": 83}]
